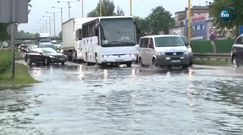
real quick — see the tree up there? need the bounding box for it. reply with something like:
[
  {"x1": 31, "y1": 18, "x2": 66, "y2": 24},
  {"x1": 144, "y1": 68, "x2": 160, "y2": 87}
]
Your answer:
[
  {"x1": 116, "y1": 6, "x2": 125, "y2": 16},
  {"x1": 58, "y1": 31, "x2": 62, "y2": 38},
  {"x1": 134, "y1": 16, "x2": 150, "y2": 39},
  {"x1": 87, "y1": 0, "x2": 115, "y2": 17},
  {"x1": 0, "y1": 24, "x2": 10, "y2": 41},
  {"x1": 147, "y1": 6, "x2": 175, "y2": 34},
  {"x1": 209, "y1": 0, "x2": 243, "y2": 36},
  {"x1": 16, "y1": 30, "x2": 35, "y2": 38}
]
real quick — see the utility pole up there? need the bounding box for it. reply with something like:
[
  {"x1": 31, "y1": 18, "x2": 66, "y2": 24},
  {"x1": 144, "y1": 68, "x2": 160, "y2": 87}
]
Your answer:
[
  {"x1": 81, "y1": 0, "x2": 84, "y2": 17},
  {"x1": 100, "y1": 0, "x2": 102, "y2": 16},
  {"x1": 130, "y1": 0, "x2": 132, "y2": 16}
]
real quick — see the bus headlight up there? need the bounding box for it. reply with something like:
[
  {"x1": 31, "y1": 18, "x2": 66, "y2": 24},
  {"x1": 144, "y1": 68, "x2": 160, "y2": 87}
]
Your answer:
[{"x1": 102, "y1": 55, "x2": 108, "y2": 58}]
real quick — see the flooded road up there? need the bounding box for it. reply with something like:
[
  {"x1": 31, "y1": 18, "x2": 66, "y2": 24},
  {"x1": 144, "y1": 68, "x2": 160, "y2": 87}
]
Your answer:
[{"x1": 1, "y1": 63, "x2": 243, "y2": 135}]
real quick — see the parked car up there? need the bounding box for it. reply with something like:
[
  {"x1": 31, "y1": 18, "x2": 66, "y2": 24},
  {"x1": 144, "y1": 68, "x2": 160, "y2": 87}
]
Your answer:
[
  {"x1": 137, "y1": 35, "x2": 191, "y2": 68},
  {"x1": 180, "y1": 36, "x2": 193, "y2": 65},
  {"x1": 24, "y1": 48, "x2": 67, "y2": 66},
  {"x1": 231, "y1": 34, "x2": 243, "y2": 67}
]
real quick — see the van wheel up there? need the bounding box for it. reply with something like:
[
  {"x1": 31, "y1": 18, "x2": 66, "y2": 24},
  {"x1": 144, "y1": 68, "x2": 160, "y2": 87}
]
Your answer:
[
  {"x1": 139, "y1": 57, "x2": 144, "y2": 66},
  {"x1": 152, "y1": 58, "x2": 157, "y2": 66},
  {"x1": 232, "y1": 56, "x2": 239, "y2": 67}
]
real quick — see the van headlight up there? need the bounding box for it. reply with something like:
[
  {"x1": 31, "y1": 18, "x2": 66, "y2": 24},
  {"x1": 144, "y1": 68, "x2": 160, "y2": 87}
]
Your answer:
[
  {"x1": 187, "y1": 47, "x2": 192, "y2": 53},
  {"x1": 184, "y1": 51, "x2": 189, "y2": 55}
]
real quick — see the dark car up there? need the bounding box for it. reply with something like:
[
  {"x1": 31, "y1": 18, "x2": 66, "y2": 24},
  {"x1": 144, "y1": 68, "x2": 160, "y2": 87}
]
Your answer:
[
  {"x1": 231, "y1": 34, "x2": 243, "y2": 67},
  {"x1": 24, "y1": 48, "x2": 67, "y2": 66}
]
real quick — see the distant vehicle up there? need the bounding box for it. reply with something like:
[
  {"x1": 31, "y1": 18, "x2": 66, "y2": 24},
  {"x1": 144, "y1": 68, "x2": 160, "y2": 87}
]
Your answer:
[
  {"x1": 38, "y1": 33, "x2": 52, "y2": 45},
  {"x1": 231, "y1": 34, "x2": 243, "y2": 67},
  {"x1": 62, "y1": 18, "x2": 94, "y2": 62},
  {"x1": 39, "y1": 44, "x2": 57, "y2": 50},
  {"x1": 25, "y1": 44, "x2": 38, "y2": 52},
  {"x1": 18, "y1": 44, "x2": 29, "y2": 52},
  {"x1": 18, "y1": 43, "x2": 36, "y2": 52},
  {"x1": 24, "y1": 48, "x2": 67, "y2": 66},
  {"x1": 137, "y1": 35, "x2": 191, "y2": 68},
  {"x1": 0, "y1": 41, "x2": 9, "y2": 48},
  {"x1": 81, "y1": 16, "x2": 137, "y2": 67},
  {"x1": 180, "y1": 36, "x2": 193, "y2": 65}
]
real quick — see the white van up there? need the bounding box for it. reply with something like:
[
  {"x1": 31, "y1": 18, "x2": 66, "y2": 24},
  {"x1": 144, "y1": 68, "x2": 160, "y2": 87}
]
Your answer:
[{"x1": 137, "y1": 35, "x2": 191, "y2": 68}]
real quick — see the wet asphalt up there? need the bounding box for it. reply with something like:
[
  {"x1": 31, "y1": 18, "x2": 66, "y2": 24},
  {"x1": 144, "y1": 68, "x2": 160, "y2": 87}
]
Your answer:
[{"x1": 1, "y1": 62, "x2": 243, "y2": 135}]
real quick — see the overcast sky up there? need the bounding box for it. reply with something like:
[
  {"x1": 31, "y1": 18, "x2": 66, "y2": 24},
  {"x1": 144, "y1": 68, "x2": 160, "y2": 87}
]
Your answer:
[{"x1": 18, "y1": 0, "x2": 213, "y2": 34}]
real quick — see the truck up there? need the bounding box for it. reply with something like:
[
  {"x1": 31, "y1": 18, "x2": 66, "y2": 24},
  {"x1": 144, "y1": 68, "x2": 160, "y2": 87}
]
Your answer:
[
  {"x1": 62, "y1": 17, "x2": 94, "y2": 62},
  {"x1": 38, "y1": 33, "x2": 51, "y2": 45}
]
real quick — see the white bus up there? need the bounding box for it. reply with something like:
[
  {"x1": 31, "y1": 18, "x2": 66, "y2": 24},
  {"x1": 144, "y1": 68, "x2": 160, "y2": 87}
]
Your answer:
[{"x1": 81, "y1": 16, "x2": 137, "y2": 67}]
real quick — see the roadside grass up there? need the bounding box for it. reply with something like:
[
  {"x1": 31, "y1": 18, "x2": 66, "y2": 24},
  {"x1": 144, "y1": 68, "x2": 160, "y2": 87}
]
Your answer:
[
  {"x1": 0, "y1": 49, "x2": 39, "y2": 90},
  {"x1": 193, "y1": 58, "x2": 232, "y2": 66}
]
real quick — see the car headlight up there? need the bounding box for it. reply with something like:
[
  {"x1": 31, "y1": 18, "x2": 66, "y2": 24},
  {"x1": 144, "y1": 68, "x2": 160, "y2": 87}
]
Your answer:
[
  {"x1": 49, "y1": 56, "x2": 55, "y2": 59},
  {"x1": 156, "y1": 52, "x2": 165, "y2": 55}
]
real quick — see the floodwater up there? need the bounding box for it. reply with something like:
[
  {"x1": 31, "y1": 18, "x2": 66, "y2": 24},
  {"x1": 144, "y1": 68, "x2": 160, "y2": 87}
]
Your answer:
[{"x1": 1, "y1": 63, "x2": 243, "y2": 135}]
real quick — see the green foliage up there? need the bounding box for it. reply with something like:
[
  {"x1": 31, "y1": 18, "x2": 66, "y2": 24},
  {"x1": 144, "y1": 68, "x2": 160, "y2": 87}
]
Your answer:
[
  {"x1": 0, "y1": 24, "x2": 10, "y2": 41},
  {"x1": 147, "y1": 6, "x2": 175, "y2": 34},
  {"x1": 134, "y1": 16, "x2": 150, "y2": 39},
  {"x1": 191, "y1": 40, "x2": 213, "y2": 53},
  {"x1": 0, "y1": 63, "x2": 39, "y2": 90},
  {"x1": 193, "y1": 59, "x2": 230, "y2": 66},
  {"x1": 214, "y1": 39, "x2": 234, "y2": 53},
  {"x1": 87, "y1": 0, "x2": 115, "y2": 17},
  {"x1": 0, "y1": 49, "x2": 11, "y2": 74},
  {"x1": 191, "y1": 39, "x2": 234, "y2": 53},
  {"x1": 16, "y1": 30, "x2": 35, "y2": 38},
  {"x1": 209, "y1": 0, "x2": 243, "y2": 35}
]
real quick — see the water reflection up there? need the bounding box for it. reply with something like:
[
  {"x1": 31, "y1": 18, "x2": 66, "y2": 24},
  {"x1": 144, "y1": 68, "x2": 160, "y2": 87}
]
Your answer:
[{"x1": 1, "y1": 64, "x2": 243, "y2": 134}]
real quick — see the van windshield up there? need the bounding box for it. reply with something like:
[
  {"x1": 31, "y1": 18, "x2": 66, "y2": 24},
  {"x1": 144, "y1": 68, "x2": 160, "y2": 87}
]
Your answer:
[{"x1": 155, "y1": 37, "x2": 184, "y2": 47}]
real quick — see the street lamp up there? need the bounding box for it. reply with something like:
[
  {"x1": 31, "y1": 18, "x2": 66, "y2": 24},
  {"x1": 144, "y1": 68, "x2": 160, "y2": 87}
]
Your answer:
[
  {"x1": 46, "y1": 11, "x2": 56, "y2": 37},
  {"x1": 81, "y1": 0, "x2": 83, "y2": 17},
  {"x1": 52, "y1": 6, "x2": 64, "y2": 24},
  {"x1": 42, "y1": 16, "x2": 49, "y2": 33},
  {"x1": 57, "y1": 0, "x2": 80, "y2": 19}
]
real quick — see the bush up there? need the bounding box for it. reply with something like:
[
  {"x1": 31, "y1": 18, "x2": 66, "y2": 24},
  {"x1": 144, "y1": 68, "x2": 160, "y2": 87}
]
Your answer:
[{"x1": 0, "y1": 49, "x2": 11, "y2": 74}]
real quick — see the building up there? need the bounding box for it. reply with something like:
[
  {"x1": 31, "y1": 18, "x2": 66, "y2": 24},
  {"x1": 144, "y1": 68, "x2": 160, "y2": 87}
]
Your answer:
[{"x1": 170, "y1": 6, "x2": 213, "y2": 40}]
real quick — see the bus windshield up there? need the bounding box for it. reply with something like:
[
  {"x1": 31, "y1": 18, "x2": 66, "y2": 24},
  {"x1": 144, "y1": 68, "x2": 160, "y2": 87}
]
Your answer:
[{"x1": 100, "y1": 18, "x2": 136, "y2": 47}]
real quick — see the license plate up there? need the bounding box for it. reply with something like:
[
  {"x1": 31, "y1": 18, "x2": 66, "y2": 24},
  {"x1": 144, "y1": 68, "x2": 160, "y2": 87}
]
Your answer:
[
  {"x1": 59, "y1": 58, "x2": 65, "y2": 60},
  {"x1": 171, "y1": 60, "x2": 180, "y2": 63}
]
